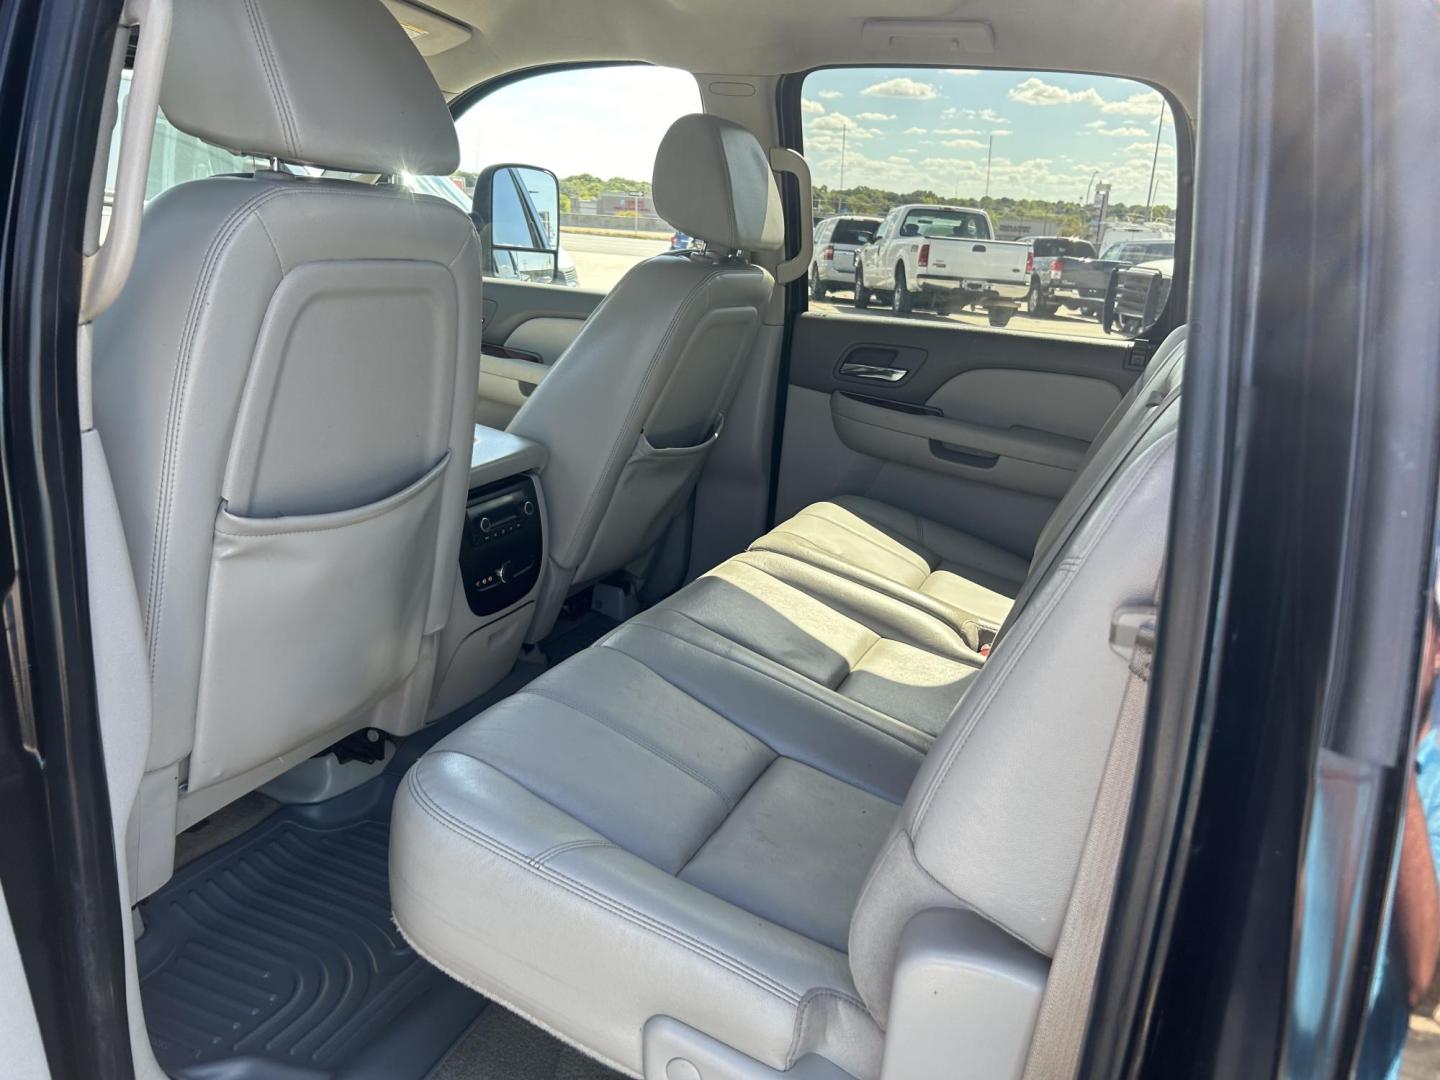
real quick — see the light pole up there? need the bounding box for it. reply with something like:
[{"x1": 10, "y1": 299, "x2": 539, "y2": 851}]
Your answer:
[
  {"x1": 1083, "y1": 170, "x2": 1099, "y2": 207},
  {"x1": 1144, "y1": 102, "x2": 1166, "y2": 215},
  {"x1": 984, "y1": 133, "x2": 994, "y2": 198},
  {"x1": 838, "y1": 126, "x2": 847, "y2": 215}
]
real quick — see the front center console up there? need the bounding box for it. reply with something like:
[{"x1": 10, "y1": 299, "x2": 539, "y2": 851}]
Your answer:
[
  {"x1": 460, "y1": 475, "x2": 542, "y2": 616},
  {"x1": 426, "y1": 425, "x2": 549, "y2": 720}
]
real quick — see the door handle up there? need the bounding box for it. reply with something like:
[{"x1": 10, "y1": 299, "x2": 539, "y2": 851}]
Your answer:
[{"x1": 839, "y1": 362, "x2": 907, "y2": 382}]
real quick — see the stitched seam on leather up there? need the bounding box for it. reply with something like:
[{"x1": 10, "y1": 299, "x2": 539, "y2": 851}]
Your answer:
[
  {"x1": 773, "y1": 511, "x2": 935, "y2": 575},
  {"x1": 530, "y1": 838, "x2": 617, "y2": 868},
  {"x1": 738, "y1": 554, "x2": 975, "y2": 662},
  {"x1": 604, "y1": 618, "x2": 929, "y2": 770},
  {"x1": 675, "y1": 757, "x2": 777, "y2": 875},
  {"x1": 406, "y1": 764, "x2": 804, "y2": 1004},
  {"x1": 145, "y1": 184, "x2": 292, "y2": 674},
  {"x1": 241, "y1": 0, "x2": 299, "y2": 159},
  {"x1": 241, "y1": 0, "x2": 298, "y2": 160},
  {"x1": 564, "y1": 263, "x2": 735, "y2": 566},
  {"x1": 516, "y1": 684, "x2": 741, "y2": 812},
  {"x1": 785, "y1": 986, "x2": 871, "y2": 1068},
  {"x1": 754, "y1": 540, "x2": 988, "y2": 644},
  {"x1": 910, "y1": 434, "x2": 1175, "y2": 832}
]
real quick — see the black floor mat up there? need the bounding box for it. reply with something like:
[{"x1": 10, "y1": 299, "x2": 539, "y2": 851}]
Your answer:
[{"x1": 137, "y1": 777, "x2": 483, "y2": 1080}]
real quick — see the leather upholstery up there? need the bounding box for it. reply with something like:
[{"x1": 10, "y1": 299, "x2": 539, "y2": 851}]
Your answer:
[
  {"x1": 96, "y1": 52, "x2": 482, "y2": 904},
  {"x1": 161, "y1": 0, "x2": 458, "y2": 175},
  {"x1": 392, "y1": 330, "x2": 1189, "y2": 1076},
  {"x1": 510, "y1": 116, "x2": 779, "y2": 641},
  {"x1": 652, "y1": 115, "x2": 785, "y2": 253}
]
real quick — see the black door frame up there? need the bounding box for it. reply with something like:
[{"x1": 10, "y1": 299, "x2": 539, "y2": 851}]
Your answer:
[
  {"x1": 1090, "y1": 0, "x2": 1440, "y2": 1074},
  {"x1": 0, "y1": 0, "x2": 135, "y2": 1075}
]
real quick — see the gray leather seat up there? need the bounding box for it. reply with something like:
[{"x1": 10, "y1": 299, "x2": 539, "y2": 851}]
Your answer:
[
  {"x1": 391, "y1": 332, "x2": 1188, "y2": 1077},
  {"x1": 94, "y1": 0, "x2": 480, "y2": 894},
  {"x1": 510, "y1": 114, "x2": 785, "y2": 641}
]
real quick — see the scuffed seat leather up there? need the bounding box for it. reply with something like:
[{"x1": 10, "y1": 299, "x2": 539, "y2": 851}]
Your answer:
[{"x1": 391, "y1": 329, "x2": 1188, "y2": 1078}]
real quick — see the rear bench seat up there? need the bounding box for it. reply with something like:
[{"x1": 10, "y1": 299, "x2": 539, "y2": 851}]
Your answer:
[{"x1": 390, "y1": 328, "x2": 1187, "y2": 1078}]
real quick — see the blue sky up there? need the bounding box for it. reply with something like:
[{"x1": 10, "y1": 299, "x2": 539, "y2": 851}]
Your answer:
[
  {"x1": 454, "y1": 66, "x2": 1176, "y2": 208},
  {"x1": 801, "y1": 68, "x2": 1176, "y2": 207}
]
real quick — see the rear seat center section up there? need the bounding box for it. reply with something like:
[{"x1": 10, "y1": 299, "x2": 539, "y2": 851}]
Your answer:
[{"x1": 390, "y1": 327, "x2": 1188, "y2": 1078}]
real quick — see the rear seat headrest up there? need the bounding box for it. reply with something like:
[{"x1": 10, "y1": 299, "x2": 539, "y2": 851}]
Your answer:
[
  {"x1": 652, "y1": 114, "x2": 785, "y2": 253},
  {"x1": 160, "y1": 0, "x2": 459, "y2": 176}
]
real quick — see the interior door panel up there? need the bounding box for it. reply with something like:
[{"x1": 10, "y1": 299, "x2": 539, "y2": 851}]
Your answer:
[
  {"x1": 775, "y1": 312, "x2": 1140, "y2": 558},
  {"x1": 475, "y1": 280, "x2": 603, "y2": 427}
]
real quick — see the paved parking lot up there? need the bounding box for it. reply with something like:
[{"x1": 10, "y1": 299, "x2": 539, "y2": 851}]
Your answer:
[
  {"x1": 809, "y1": 290, "x2": 1114, "y2": 340},
  {"x1": 565, "y1": 234, "x2": 1114, "y2": 341}
]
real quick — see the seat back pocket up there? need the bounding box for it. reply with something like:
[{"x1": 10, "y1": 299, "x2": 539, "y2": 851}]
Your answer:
[
  {"x1": 578, "y1": 419, "x2": 725, "y2": 581},
  {"x1": 187, "y1": 453, "x2": 450, "y2": 792}
]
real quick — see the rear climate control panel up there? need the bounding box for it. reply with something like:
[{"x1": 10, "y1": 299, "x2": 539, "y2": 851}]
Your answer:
[{"x1": 459, "y1": 475, "x2": 542, "y2": 616}]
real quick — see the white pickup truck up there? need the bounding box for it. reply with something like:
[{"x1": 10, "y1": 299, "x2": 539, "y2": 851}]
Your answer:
[{"x1": 853, "y1": 204, "x2": 1030, "y2": 325}]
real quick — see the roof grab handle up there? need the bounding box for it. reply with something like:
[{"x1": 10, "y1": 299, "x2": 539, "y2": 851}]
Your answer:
[
  {"x1": 80, "y1": 0, "x2": 171, "y2": 324},
  {"x1": 770, "y1": 147, "x2": 812, "y2": 285}
]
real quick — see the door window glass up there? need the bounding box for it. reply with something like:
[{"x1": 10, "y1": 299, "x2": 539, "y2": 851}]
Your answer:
[
  {"x1": 446, "y1": 65, "x2": 703, "y2": 292},
  {"x1": 802, "y1": 67, "x2": 1182, "y2": 340}
]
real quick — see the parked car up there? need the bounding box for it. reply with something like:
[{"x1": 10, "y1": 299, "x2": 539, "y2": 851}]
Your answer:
[
  {"x1": 1096, "y1": 221, "x2": 1174, "y2": 252},
  {"x1": 669, "y1": 229, "x2": 701, "y2": 250},
  {"x1": 1109, "y1": 257, "x2": 1174, "y2": 337},
  {"x1": 1026, "y1": 237, "x2": 1174, "y2": 319},
  {"x1": 809, "y1": 214, "x2": 881, "y2": 299},
  {"x1": 854, "y1": 204, "x2": 1029, "y2": 325},
  {"x1": 1021, "y1": 235, "x2": 1098, "y2": 316}
]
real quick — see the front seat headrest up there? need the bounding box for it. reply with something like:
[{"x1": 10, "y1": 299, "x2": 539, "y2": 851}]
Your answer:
[
  {"x1": 652, "y1": 114, "x2": 784, "y2": 253},
  {"x1": 160, "y1": 0, "x2": 459, "y2": 176}
]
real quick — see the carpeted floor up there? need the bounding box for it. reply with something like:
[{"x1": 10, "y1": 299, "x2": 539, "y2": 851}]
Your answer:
[{"x1": 428, "y1": 1006, "x2": 623, "y2": 1080}]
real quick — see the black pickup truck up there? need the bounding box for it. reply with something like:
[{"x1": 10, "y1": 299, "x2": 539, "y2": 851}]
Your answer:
[{"x1": 1024, "y1": 236, "x2": 1175, "y2": 320}]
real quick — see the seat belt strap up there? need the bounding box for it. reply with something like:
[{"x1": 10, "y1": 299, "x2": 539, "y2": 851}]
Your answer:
[{"x1": 1021, "y1": 604, "x2": 1157, "y2": 1080}]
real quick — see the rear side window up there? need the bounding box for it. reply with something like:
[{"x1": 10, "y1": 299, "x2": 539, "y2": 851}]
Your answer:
[
  {"x1": 800, "y1": 67, "x2": 1182, "y2": 341},
  {"x1": 1032, "y1": 238, "x2": 1098, "y2": 259},
  {"x1": 830, "y1": 219, "x2": 878, "y2": 245}
]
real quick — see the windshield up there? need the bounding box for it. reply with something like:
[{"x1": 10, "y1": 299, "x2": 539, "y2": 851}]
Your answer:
[{"x1": 902, "y1": 209, "x2": 991, "y2": 241}]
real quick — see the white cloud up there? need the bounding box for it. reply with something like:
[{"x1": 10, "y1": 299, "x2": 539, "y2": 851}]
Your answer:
[
  {"x1": 1101, "y1": 90, "x2": 1167, "y2": 117},
  {"x1": 801, "y1": 98, "x2": 825, "y2": 115},
  {"x1": 990, "y1": 129, "x2": 1012, "y2": 137},
  {"x1": 1122, "y1": 141, "x2": 1174, "y2": 156},
  {"x1": 856, "y1": 112, "x2": 896, "y2": 122},
  {"x1": 1010, "y1": 77, "x2": 1168, "y2": 120},
  {"x1": 932, "y1": 127, "x2": 981, "y2": 136},
  {"x1": 941, "y1": 106, "x2": 1008, "y2": 124},
  {"x1": 903, "y1": 126, "x2": 928, "y2": 135},
  {"x1": 1086, "y1": 123, "x2": 1148, "y2": 137},
  {"x1": 942, "y1": 138, "x2": 985, "y2": 149},
  {"x1": 1009, "y1": 76, "x2": 1107, "y2": 107},
  {"x1": 861, "y1": 77, "x2": 938, "y2": 99},
  {"x1": 942, "y1": 68, "x2": 980, "y2": 76},
  {"x1": 817, "y1": 90, "x2": 844, "y2": 100}
]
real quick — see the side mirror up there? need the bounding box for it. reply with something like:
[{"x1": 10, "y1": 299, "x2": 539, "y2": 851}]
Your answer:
[
  {"x1": 899, "y1": 222, "x2": 920, "y2": 238},
  {"x1": 473, "y1": 163, "x2": 563, "y2": 285}
]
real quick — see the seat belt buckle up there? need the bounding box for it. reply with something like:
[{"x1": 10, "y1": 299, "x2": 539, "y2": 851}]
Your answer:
[{"x1": 1110, "y1": 605, "x2": 1158, "y2": 664}]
